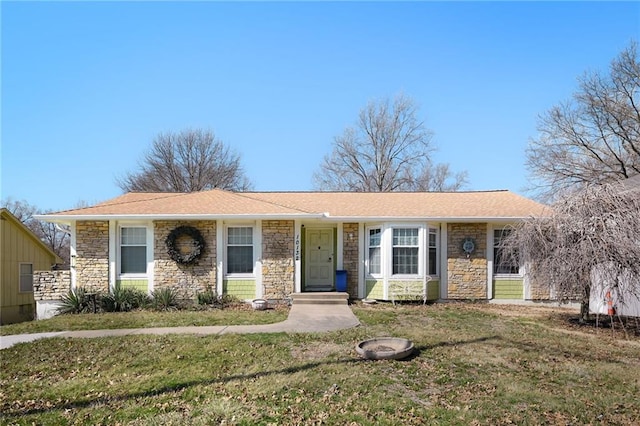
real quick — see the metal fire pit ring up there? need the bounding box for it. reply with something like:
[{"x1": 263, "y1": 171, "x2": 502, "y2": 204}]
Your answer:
[{"x1": 355, "y1": 337, "x2": 415, "y2": 360}]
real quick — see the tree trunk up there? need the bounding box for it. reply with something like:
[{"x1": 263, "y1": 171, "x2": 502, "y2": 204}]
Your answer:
[{"x1": 580, "y1": 285, "x2": 591, "y2": 323}]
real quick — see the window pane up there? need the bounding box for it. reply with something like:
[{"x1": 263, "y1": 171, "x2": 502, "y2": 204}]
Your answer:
[
  {"x1": 368, "y1": 228, "x2": 381, "y2": 275},
  {"x1": 393, "y1": 247, "x2": 418, "y2": 274},
  {"x1": 228, "y1": 227, "x2": 253, "y2": 245},
  {"x1": 369, "y1": 246, "x2": 381, "y2": 275},
  {"x1": 494, "y1": 229, "x2": 519, "y2": 274},
  {"x1": 227, "y1": 246, "x2": 253, "y2": 274},
  {"x1": 393, "y1": 228, "x2": 418, "y2": 246},
  {"x1": 429, "y1": 229, "x2": 437, "y2": 275},
  {"x1": 121, "y1": 246, "x2": 147, "y2": 273},
  {"x1": 19, "y1": 264, "x2": 33, "y2": 292},
  {"x1": 429, "y1": 232, "x2": 437, "y2": 248},
  {"x1": 122, "y1": 227, "x2": 146, "y2": 245},
  {"x1": 429, "y1": 248, "x2": 437, "y2": 275},
  {"x1": 369, "y1": 228, "x2": 381, "y2": 247}
]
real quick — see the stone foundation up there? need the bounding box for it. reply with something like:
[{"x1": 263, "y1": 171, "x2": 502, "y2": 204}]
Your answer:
[
  {"x1": 33, "y1": 270, "x2": 72, "y2": 319},
  {"x1": 33, "y1": 270, "x2": 72, "y2": 301}
]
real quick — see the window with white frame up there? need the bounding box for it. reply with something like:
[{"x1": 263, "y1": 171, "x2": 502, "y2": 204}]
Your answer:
[
  {"x1": 368, "y1": 228, "x2": 382, "y2": 275},
  {"x1": 120, "y1": 227, "x2": 147, "y2": 274},
  {"x1": 494, "y1": 229, "x2": 519, "y2": 274},
  {"x1": 428, "y1": 228, "x2": 438, "y2": 275},
  {"x1": 19, "y1": 263, "x2": 33, "y2": 292},
  {"x1": 227, "y1": 227, "x2": 254, "y2": 274},
  {"x1": 392, "y1": 228, "x2": 419, "y2": 275}
]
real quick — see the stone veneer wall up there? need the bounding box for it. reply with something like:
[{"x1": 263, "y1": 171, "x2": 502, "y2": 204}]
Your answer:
[
  {"x1": 33, "y1": 270, "x2": 72, "y2": 300},
  {"x1": 529, "y1": 277, "x2": 551, "y2": 300},
  {"x1": 76, "y1": 221, "x2": 110, "y2": 293},
  {"x1": 447, "y1": 223, "x2": 488, "y2": 299},
  {"x1": 262, "y1": 220, "x2": 294, "y2": 299},
  {"x1": 154, "y1": 221, "x2": 217, "y2": 300},
  {"x1": 342, "y1": 223, "x2": 359, "y2": 298}
]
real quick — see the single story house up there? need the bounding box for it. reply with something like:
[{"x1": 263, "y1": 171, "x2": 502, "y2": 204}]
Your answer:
[
  {"x1": 37, "y1": 189, "x2": 550, "y2": 304},
  {"x1": 1, "y1": 208, "x2": 62, "y2": 324}
]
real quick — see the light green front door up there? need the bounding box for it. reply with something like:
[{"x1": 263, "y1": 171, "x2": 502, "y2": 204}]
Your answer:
[{"x1": 305, "y1": 228, "x2": 334, "y2": 290}]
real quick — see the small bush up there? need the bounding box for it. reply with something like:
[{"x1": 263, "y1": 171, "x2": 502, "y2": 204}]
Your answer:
[
  {"x1": 195, "y1": 289, "x2": 239, "y2": 309},
  {"x1": 102, "y1": 284, "x2": 150, "y2": 312},
  {"x1": 56, "y1": 287, "x2": 92, "y2": 314},
  {"x1": 197, "y1": 288, "x2": 217, "y2": 305},
  {"x1": 151, "y1": 287, "x2": 179, "y2": 311},
  {"x1": 217, "y1": 294, "x2": 240, "y2": 308}
]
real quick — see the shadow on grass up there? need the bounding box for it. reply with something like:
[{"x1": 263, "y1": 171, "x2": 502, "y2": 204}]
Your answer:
[
  {"x1": 407, "y1": 335, "x2": 501, "y2": 360},
  {"x1": 2, "y1": 335, "x2": 499, "y2": 419}
]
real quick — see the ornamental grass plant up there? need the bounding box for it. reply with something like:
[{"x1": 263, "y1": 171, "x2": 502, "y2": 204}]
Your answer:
[{"x1": 101, "y1": 284, "x2": 150, "y2": 313}]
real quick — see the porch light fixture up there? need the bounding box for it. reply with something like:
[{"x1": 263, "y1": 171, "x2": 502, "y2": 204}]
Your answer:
[{"x1": 462, "y1": 237, "x2": 476, "y2": 257}]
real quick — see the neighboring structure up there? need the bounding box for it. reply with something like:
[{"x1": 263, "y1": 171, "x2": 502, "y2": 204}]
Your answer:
[
  {"x1": 1, "y1": 208, "x2": 61, "y2": 324},
  {"x1": 589, "y1": 175, "x2": 640, "y2": 317},
  {"x1": 37, "y1": 189, "x2": 550, "y2": 304}
]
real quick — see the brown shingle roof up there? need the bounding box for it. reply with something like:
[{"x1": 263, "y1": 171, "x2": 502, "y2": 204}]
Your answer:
[
  {"x1": 42, "y1": 189, "x2": 547, "y2": 221},
  {"x1": 243, "y1": 190, "x2": 547, "y2": 219}
]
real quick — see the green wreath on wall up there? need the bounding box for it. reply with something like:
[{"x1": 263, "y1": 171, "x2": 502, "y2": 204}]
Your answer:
[{"x1": 165, "y1": 226, "x2": 206, "y2": 265}]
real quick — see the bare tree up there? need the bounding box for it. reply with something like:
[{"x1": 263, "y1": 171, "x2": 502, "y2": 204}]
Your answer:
[
  {"x1": 313, "y1": 94, "x2": 468, "y2": 192},
  {"x1": 2, "y1": 198, "x2": 70, "y2": 268},
  {"x1": 413, "y1": 163, "x2": 469, "y2": 192},
  {"x1": 527, "y1": 41, "x2": 640, "y2": 200},
  {"x1": 2, "y1": 197, "x2": 38, "y2": 223},
  {"x1": 501, "y1": 179, "x2": 640, "y2": 322},
  {"x1": 117, "y1": 129, "x2": 252, "y2": 193}
]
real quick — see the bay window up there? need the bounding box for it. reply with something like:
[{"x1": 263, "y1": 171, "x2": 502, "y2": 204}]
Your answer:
[{"x1": 365, "y1": 225, "x2": 438, "y2": 278}]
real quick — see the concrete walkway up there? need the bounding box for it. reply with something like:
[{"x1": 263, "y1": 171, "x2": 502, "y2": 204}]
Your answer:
[{"x1": 0, "y1": 304, "x2": 361, "y2": 350}]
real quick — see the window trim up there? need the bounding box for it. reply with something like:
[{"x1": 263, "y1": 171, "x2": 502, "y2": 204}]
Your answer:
[
  {"x1": 225, "y1": 225, "x2": 255, "y2": 277},
  {"x1": 391, "y1": 227, "x2": 421, "y2": 276},
  {"x1": 118, "y1": 225, "x2": 149, "y2": 279},
  {"x1": 19, "y1": 262, "x2": 34, "y2": 293}
]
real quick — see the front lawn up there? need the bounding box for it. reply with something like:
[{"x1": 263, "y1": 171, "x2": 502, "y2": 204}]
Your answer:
[{"x1": 1, "y1": 303, "x2": 639, "y2": 425}]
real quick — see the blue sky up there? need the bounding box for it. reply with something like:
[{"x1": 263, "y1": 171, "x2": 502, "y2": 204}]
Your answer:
[{"x1": 2, "y1": 1, "x2": 638, "y2": 212}]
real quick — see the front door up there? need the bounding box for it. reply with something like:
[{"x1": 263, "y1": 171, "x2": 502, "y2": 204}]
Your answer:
[{"x1": 305, "y1": 228, "x2": 334, "y2": 291}]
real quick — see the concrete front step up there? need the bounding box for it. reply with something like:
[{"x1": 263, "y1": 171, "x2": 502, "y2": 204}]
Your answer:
[{"x1": 290, "y1": 292, "x2": 349, "y2": 305}]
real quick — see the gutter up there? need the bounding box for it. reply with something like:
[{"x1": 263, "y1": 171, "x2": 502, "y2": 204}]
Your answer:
[{"x1": 35, "y1": 213, "x2": 542, "y2": 225}]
